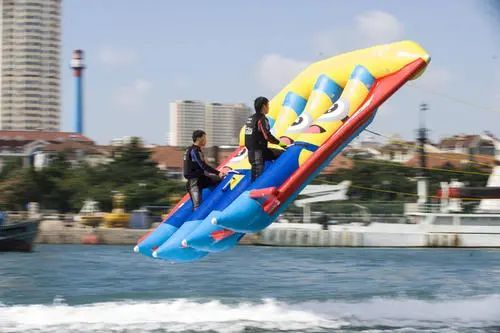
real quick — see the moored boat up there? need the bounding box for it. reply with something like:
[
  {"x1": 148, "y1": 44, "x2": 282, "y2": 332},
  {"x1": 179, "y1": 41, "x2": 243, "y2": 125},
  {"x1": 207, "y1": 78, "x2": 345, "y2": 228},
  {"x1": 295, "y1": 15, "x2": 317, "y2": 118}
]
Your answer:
[{"x1": 0, "y1": 215, "x2": 40, "y2": 252}]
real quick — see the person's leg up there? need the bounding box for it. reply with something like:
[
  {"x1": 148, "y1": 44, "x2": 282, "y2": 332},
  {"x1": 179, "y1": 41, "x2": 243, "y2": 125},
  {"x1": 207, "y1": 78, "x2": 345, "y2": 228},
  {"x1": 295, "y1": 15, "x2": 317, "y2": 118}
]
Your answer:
[
  {"x1": 264, "y1": 147, "x2": 282, "y2": 161},
  {"x1": 186, "y1": 178, "x2": 202, "y2": 210},
  {"x1": 248, "y1": 149, "x2": 256, "y2": 181},
  {"x1": 200, "y1": 174, "x2": 221, "y2": 188},
  {"x1": 249, "y1": 149, "x2": 264, "y2": 181}
]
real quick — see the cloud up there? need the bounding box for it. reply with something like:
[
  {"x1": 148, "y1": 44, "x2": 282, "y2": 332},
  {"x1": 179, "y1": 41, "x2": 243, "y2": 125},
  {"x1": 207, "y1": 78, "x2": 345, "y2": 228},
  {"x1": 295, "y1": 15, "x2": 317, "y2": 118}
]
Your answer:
[
  {"x1": 99, "y1": 46, "x2": 137, "y2": 66},
  {"x1": 256, "y1": 54, "x2": 308, "y2": 94},
  {"x1": 355, "y1": 11, "x2": 404, "y2": 45},
  {"x1": 113, "y1": 79, "x2": 152, "y2": 111},
  {"x1": 257, "y1": 11, "x2": 405, "y2": 94},
  {"x1": 415, "y1": 66, "x2": 452, "y2": 91},
  {"x1": 312, "y1": 28, "x2": 351, "y2": 57},
  {"x1": 313, "y1": 10, "x2": 405, "y2": 55}
]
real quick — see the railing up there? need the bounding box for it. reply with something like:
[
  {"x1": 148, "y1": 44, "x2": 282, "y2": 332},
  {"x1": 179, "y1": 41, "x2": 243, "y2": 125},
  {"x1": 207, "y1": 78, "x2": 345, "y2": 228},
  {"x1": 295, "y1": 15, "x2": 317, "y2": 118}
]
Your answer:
[
  {"x1": 404, "y1": 202, "x2": 500, "y2": 215},
  {"x1": 277, "y1": 212, "x2": 407, "y2": 225},
  {"x1": 4, "y1": 210, "x2": 74, "y2": 221},
  {"x1": 4, "y1": 211, "x2": 29, "y2": 220},
  {"x1": 404, "y1": 203, "x2": 442, "y2": 214}
]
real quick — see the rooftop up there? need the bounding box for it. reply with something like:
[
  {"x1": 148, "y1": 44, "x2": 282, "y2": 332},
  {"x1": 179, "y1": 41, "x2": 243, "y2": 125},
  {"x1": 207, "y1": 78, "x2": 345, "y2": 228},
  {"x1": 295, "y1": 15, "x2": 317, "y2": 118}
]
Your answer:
[{"x1": 0, "y1": 131, "x2": 93, "y2": 143}]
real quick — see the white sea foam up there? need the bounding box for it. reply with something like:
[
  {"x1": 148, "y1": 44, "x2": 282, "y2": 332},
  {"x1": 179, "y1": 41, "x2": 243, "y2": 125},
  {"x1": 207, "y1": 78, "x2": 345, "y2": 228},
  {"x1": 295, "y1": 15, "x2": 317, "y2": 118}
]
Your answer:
[
  {"x1": 0, "y1": 296, "x2": 499, "y2": 332},
  {"x1": 297, "y1": 295, "x2": 500, "y2": 329},
  {"x1": 0, "y1": 298, "x2": 341, "y2": 333}
]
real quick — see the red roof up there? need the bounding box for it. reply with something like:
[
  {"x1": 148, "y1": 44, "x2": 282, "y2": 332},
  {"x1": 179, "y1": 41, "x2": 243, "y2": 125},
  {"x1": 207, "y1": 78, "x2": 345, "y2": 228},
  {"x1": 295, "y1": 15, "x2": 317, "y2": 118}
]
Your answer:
[
  {"x1": 405, "y1": 152, "x2": 495, "y2": 170},
  {"x1": 0, "y1": 131, "x2": 93, "y2": 143},
  {"x1": 43, "y1": 141, "x2": 105, "y2": 155},
  {"x1": 0, "y1": 140, "x2": 32, "y2": 149},
  {"x1": 379, "y1": 141, "x2": 416, "y2": 153},
  {"x1": 150, "y1": 145, "x2": 241, "y2": 170},
  {"x1": 150, "y1": 146, "x2": 185, "y2": 170},
  {"x1": 321, "y1": 153, "x2": 354, "y2": 174},
  {"x1": 438, "y1": 135, "x2": 480, "y2": 149}
]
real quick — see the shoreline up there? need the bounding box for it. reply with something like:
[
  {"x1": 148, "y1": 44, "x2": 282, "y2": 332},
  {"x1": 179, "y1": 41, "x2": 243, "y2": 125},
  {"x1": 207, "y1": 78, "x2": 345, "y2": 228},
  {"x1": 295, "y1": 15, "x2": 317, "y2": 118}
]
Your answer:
[
  {"x1": 35, "y1": 220, "x2": 257, "y2": 246},
  {"x1": 35, "y1": 220, "x2": 500, "y2": 248}
]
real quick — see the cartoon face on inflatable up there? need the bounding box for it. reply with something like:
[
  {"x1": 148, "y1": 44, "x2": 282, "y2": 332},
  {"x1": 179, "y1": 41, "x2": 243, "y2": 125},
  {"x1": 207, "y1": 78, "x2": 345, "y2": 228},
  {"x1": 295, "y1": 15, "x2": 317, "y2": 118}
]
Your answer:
[{"x1": 308, "y1": 99, "x2": 350, "y2": 133}]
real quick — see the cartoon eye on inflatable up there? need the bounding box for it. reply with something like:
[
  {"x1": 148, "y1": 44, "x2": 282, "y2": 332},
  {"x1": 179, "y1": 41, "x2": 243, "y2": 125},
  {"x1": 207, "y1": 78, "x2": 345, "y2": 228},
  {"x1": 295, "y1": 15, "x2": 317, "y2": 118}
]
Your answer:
[
  {"x1": 287, "y1": 113, "x2": 313, "y2": 133},
  {"x1": 318, "y1": 99, "x2": 349, "y2": 122}
]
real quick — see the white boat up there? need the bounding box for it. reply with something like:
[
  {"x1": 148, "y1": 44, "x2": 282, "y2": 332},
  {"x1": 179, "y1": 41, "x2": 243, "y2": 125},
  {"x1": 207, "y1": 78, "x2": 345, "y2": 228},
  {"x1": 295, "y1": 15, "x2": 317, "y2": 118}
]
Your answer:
[{"x1": 256, "y1": 165, "x2": 500, "y2": 247}]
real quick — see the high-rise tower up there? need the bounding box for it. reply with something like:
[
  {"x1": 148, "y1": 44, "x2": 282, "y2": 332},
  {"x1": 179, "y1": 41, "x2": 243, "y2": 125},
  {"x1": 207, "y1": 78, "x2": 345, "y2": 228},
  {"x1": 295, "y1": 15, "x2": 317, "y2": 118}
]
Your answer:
[
  {"x1": 0, "y1": 0, "x2": 61, "y2": 131},
  {"x1": 70, "y1": 49, "x2": 85, "y2": 134}
]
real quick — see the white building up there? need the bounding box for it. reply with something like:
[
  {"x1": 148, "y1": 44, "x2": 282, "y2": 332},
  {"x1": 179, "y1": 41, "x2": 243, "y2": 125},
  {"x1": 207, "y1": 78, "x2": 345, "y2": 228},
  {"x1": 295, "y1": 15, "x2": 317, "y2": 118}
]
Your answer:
[
  {"x1": 110, "y1": 136, "x2": 139, "y2": 147},
  {"x1": 168, "y1": 100, "x2": 251, "y2": 147},
  {"x1": 205, "y1": 102, "x2": 250, "y2": 147},
  {"x1": 438, "y1": 134, "x2": 497, "y2": 156},
  {"x1": 0, "y1": 0, "x2": 61, "y2": 131}
]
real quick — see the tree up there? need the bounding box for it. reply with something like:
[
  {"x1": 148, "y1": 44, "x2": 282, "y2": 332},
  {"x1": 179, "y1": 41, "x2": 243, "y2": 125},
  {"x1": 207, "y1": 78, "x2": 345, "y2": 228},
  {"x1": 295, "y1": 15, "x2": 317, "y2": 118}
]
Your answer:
[{"x1": 0, "y1": 138, "x2": 186, "y2": 212}]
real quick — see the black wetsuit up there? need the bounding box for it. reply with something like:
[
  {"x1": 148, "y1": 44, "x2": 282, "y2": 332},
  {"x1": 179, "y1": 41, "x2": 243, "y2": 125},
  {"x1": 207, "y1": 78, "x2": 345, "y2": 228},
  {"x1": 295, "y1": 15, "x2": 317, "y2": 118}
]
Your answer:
[
  {"x1": 183, "y1": 145, "x2": 220, "y2": 210},
  {"x1": 244, "y1": 112, "x2": 282, "y2": 181}
]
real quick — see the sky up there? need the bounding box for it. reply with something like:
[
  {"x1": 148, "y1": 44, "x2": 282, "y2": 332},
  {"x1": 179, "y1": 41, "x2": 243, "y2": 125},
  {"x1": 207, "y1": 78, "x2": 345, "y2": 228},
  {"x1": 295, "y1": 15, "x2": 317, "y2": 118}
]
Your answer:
[{"x1": 61, "y1": 0, "x2": 500, "y2": 145}]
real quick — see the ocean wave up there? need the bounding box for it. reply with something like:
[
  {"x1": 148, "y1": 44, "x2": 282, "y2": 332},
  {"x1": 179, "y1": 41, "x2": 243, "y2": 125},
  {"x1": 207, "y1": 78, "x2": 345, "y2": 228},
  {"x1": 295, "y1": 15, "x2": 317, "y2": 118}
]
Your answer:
[
  {"x1": 0, "y1": 298, "x2": 342, "y2": 333},
  {"x1": 0, "y1": 296, "x2": 499, "y2": 332},
  {"x1": 299, "y1": 294, "x2": 500, "y2": 323}
]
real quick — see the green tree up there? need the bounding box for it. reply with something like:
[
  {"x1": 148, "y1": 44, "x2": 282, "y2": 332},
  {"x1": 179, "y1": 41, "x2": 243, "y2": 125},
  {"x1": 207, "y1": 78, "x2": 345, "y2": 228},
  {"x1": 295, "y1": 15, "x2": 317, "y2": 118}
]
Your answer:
[{"x1": 0, "y1": 138, "x2": 185, "y2": 212}]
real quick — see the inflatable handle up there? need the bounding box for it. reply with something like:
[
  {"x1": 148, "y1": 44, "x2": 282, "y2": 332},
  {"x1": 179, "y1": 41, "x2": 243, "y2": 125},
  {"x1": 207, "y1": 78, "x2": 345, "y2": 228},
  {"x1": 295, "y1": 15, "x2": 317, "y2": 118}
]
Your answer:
[{"x1": 221, "y1": 172, "x2": 241, "y2": 192}]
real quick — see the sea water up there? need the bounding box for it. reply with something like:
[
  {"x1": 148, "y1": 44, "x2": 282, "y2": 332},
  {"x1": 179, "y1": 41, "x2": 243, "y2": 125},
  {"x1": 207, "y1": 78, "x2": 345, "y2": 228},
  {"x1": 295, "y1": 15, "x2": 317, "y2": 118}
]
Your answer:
[{"x1": 1, "y1": 245, "x2": 500, "y2": 332}]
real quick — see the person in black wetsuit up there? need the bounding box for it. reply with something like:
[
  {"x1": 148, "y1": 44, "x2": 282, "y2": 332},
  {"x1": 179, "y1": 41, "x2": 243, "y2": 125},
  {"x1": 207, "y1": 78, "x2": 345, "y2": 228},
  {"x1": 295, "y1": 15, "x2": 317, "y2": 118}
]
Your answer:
[
  {"x1": 184, "y1": 130, "x2": 226, "y2": 210},
  {"x1": 245, "y1": 96, "x2": 287, "y2": 181}
]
